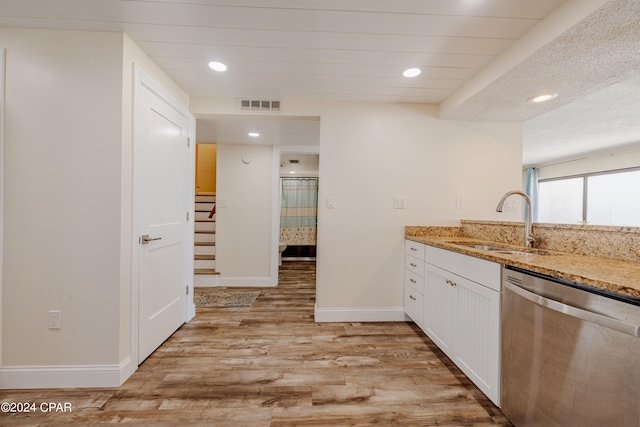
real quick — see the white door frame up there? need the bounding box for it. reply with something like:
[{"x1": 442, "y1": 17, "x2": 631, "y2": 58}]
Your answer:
[
  {"x1": 270, "y1": 145, "x2": 320, "y2": 286},
  {"x1": 131, "y1": 65, "x2": 195, "y2": 367},
  {"x1": 0, "y1": 48, "x2": 5, "y2": 367}
]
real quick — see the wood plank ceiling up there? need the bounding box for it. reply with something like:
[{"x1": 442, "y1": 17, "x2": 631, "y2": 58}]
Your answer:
[
  {"x1": 5, "y1": 0, "x2": 640, "y2": 165},
  {"x1": 0, "y1": 0, "x2": 567, "y2": 103}
]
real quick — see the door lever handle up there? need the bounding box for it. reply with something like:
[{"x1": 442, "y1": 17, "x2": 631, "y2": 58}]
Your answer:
[{"x1": 141, "y1": 234, "x2": 162, "y2": 245}]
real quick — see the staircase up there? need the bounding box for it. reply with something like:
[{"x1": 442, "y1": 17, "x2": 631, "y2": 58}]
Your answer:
[{"x1": 194, "y1": 193, "x2": 219, "y2": 286}]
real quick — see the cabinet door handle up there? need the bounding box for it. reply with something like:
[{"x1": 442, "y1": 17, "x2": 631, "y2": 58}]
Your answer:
[
  {"x1": 446, "y1": 279, "x2": 457, "y2": 287},
  {"x1": 410, "y1": 263, "x2": 417, "y2": 267},
  {"x1": 409, "y1": 295, "x2": 416, "y2": 300},
  {"x1": 410, "y1": 278, "x2": 417, "y2": 283},
  {"x1": 410, "y1": 247, "x2": 417, "y2": 251}
]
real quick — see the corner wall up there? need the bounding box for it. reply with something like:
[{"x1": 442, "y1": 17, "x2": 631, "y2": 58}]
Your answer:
[
  {"x1": 215, "y1": 144, "x2": 274, "y2": 286},
  {"x1": 0, "y1": 28, "x2": 191, "y2": 389},
  {"x1": 0, "y1": 29, "x2": 123, "y2": 372},
  {"x1": 190, "y1": 99, "x2": 523, "y2": 321},
  {"x1": 312, "y1": 102, "x2": 522, "y2": 320}
]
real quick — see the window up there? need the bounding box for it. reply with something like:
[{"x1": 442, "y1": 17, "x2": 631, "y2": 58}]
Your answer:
[{"x1": 538, "y1": 167, "x2": 640, "y2": 227}]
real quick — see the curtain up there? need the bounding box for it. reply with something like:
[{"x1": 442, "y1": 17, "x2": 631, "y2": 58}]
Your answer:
[
  {"x1": 524, "y1": 167, "x2": 539, "y2": 222},
  {"x1": 280, "y1": 177, "x2": 318, "y2": 246}
]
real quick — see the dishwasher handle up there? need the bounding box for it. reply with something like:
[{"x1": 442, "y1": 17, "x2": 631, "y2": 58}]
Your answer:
[{"x1": 505, "y1": 281, "x2": 640, "y2": 338}]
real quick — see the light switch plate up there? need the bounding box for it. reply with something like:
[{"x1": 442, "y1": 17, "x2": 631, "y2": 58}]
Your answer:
[
  {"x1": 394, "y1": 196, "x2": 406, "y2": 209},
  {"x1": 327, "y1": 195, "x2": 335, "y2": 209},
  {"x1": 218, "y1": 199, "x2": 228, "y2": 208}
]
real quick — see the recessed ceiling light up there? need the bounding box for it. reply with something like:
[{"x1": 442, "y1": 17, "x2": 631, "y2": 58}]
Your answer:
[
  {"x1": 248, "y1": 132, "x2": 260, "y2": 137},
  {"x1": 208, "y1": 61, "x2": 227, "y2": 72},
  {"x1": 529, "y1": 93, "x2": 558, "y2": 103},
  {"x1": 403, "y1": 67, "x2": 421, "y2": 78}
]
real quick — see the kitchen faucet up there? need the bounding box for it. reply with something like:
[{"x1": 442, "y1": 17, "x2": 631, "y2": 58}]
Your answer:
[{"x1": 496, "y1": 190, "x2": 535, "y2": 248}]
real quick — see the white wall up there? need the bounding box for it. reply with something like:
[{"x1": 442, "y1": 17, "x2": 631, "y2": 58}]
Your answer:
[
  {"x1": 1, "y1": 28, "x2": 123, "y2": 366},
  {"x1": 192, "y1": 99, "x2": 523, "y2": 320},
  {"x1": 536, "y1": 143, "x2": 640, "y2": 179},
  {"x1": 0, "y1": 29, "x2": 190, "y2": 388},
  {"x1": 216, "y1": 144, "x2": 274, "y2": 285},
  {"x1": 313, "y1": 102, "x2": 522, "y2": 316}
]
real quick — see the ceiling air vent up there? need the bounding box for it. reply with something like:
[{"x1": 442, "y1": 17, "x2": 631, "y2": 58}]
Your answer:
[{"x1": 240, "y1": 99, "x2": 280, "y2": 113}]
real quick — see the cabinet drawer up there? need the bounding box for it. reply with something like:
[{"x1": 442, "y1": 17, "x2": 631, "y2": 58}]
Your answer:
[
  {"x1": 425, "y1": 245, "x2": 501, "y2": 292},
  {"x1": 405, "y1": 240, "x2": 425, "y2": 259},
  {"x1": 405, "y1": 270, "x2": 424, "y2": 294},
  {"x1": 405, "y1": 255, "x2": 424, "y2": 277},
  {"x1": 404, "y1": 283, "x2": 424, "y2": 327}
]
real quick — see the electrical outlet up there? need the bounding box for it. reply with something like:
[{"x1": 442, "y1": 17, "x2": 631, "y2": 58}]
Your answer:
[
  {"x1": 505, "y1": 200, "x2": 518, "y2": 211},
  {"x1": 48, "y1": 310, "x2": 61, "y2": 330}
]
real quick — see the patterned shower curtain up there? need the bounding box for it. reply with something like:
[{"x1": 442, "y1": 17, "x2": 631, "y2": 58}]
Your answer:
[{"x1": 280, "y1": 177, "x2": 318, "y2": 246}]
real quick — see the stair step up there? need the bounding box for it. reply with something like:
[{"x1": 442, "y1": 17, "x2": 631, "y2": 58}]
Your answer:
[
  {"x1": 195, "y1": 245, "x2": 215, "y2": 256},
  {"x1": 195, "y1": 195, "x2": 216, "y2": 203},
  {"x1": 195, "y1": 202, "x2": 215, "y2": 212},
  {"x1": 195, "y1": 259, "x2": 216, "y2": 269},
  {"x1": 194, "y1": 193, "x2": 217, "y2": 278},
  {"x1": 195, "y1": 233, "x2": 215, "y2": 243},
  {"x1": 194, "y1": 269, "x2": 220, "y2": 275},
  {"x1": 195, "y1": 222, "x2": 215, "y2": 232}
]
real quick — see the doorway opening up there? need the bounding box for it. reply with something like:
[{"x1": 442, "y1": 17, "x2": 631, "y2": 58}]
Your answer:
[
  {"x1": 277, "y1": 151, "x2": 319, "y2": 265},
  {"x1": 279, "y1": 176, "x2": 318, "y2": 261},
  {"x1": 194, "y1": 143, "x2": 218, "y2": 286}
]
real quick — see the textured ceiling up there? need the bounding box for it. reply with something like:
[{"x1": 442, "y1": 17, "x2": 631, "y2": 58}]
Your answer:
[
  {"x1": 523, "y1": 74, "x2": 640, "y2": 166},
  {"x1": 441, "y1": 0, "x2": 640, "y2": 165},
  {"x1": 441, "y1": 0, "x2": 640, "y2": 123},
  {"x1": 1, "y1": 0, "x2": 638, "y2": 165}
]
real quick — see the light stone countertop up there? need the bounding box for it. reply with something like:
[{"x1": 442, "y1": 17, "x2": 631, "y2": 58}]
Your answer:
[{"x1": 406, "y1": 233, "x2": 640, "y2": 301}]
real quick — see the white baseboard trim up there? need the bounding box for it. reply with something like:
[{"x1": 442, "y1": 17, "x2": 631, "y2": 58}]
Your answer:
[
  {"x1": 314, "y1": 306, "x2": 406, "y2": 323},
  {"x1": 0, "y1": 357, "x2": 136, "y2": 389},
  {"x1": 217, "y1": 277, "x2": 275, "y2": 287}
]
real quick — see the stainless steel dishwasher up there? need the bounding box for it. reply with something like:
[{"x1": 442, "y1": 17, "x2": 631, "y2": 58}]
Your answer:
[{"x1": 501, "y1": 266, "x2": 640, "y2": 427}]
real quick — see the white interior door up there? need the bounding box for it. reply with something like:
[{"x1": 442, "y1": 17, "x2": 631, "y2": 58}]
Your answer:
[{"x1": 136, "y1": 80, "x2": 189, "y2": 364}]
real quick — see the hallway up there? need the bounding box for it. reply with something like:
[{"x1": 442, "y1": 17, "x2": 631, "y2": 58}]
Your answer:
[{"x1": 0, "y1": 262, "x2": 510, "y2": 426}]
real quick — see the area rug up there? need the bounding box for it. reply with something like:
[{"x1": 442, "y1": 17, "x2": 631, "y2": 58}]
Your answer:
[{"x1": 195, "y1": 290, "x2": 260, "y2": 308}]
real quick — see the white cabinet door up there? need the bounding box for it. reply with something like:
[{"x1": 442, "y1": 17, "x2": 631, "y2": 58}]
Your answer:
[
  {"x1": 404, "y1": 283, "x2": 424, "y2": 328},
  {"x1": 422, "y1": 257, "x2": 501, "y2": 406},
  {"x1": 423, "y1": 265, "x2": 457, "y2": 359},
  {"x1": 454, "y1": 275, "x2": 501, "y2": 405}
]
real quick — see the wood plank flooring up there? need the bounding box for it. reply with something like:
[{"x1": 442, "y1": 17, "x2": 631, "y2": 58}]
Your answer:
[{"x1": 0, "y1": 262, "x2": 512, "y2": 426}]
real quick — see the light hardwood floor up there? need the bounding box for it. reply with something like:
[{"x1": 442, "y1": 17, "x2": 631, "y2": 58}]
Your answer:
[{"x1": 0, "y1": 262, "x2": 512, "y2": 426}]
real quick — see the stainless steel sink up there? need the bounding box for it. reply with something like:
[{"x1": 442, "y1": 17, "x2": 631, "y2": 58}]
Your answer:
[{"x1": 448, "y1": 242, "x2": 553, "y2": 256}]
